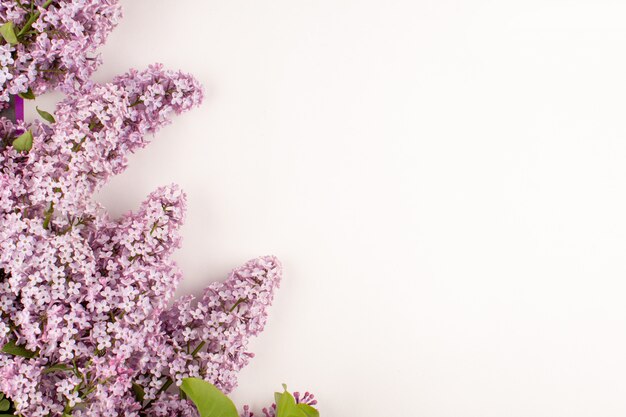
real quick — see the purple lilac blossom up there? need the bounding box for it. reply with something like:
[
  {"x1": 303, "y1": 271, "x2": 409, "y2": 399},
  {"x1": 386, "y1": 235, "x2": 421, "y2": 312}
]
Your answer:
[
  {"x1": 0, "y1": 0, "x2": 121, "y2": 105},
  {"x1": 0, "y1": 65, "x2": 284, "y2": 416}
]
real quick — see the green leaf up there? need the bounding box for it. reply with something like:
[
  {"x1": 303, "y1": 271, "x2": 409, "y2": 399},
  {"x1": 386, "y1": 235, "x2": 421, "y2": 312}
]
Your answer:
[
  {"x1": 1, "y1": 340, "x2": 37, "y2": 358},
  {"x1": 0, "y1": 22, "x2": 18, "y2": 45},
  {"x1": 36, "y1": 107, "x2": 55, "y2": 123},
  {"x1": 0, "y1": 399, "x2": 9, "y2": 412},
  {"x1": 275, "y1": 385, "x2": 308, "y2": 417},
  {"x1": 12, "y1": 130, "x2": 33, "y2": 152},
  {"x1": 42, "y1": 363, "x2": 73, "y2": 374},
  {"x1": 132, "y1": 382, "x2": 145, "y2": 402},
  {"x1": 296, "y1": 404, "x2": 319, "y2": 417},
  {"x1": 180, "y1": 378, "x2": 239, "y2": 417},
  {"x1": 18, "y1": 88, "x2": 35, "y2": 100}
]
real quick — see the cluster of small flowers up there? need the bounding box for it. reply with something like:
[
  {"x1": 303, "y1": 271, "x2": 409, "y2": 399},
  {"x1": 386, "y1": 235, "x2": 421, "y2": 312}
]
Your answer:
[
  {"x1": 0, "y1": 64, "x2": 285, "y2": 416},
  {"x1": 0, "y1": 0, "x2": 121, "y2": 104},
  {"x1": 145, "y1": 256, "x2": 282, "y2": 396}
]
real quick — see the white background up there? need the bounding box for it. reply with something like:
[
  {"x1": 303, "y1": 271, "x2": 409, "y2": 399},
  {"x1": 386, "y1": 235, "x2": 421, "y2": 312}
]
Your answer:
[{"x1": 27, "y1": 1, "x2": 626, "y2": 416}]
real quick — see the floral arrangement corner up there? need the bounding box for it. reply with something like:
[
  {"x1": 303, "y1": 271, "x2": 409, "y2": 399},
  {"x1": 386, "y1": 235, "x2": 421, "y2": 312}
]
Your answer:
[{"x1": 0, "y1": 1, "x2": 319, "y2": 417}]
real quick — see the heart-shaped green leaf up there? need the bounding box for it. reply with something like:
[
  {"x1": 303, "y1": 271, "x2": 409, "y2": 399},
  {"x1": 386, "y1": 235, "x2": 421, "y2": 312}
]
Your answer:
[
  {"x1": 2, "y1": 339, "x2": 37, "y2": 358},
  {"x1": 12, "y1": 130, "x2": 33, "y2": 152},
  {"x1": 0, "y1": 22, "x2": 18, "y2": 45},
  {"x1": 36, "y1": 107, "x2": 55, "y2": 123},
  {"x1": 0, "y1": 398, "x2": 9, "y2": 412},
  {"x1": 275, "y1": 385, "x2": 309, "y2": 417},
  {"x1": 180, "y1": 378, "x2": 239, "y2": 417}
]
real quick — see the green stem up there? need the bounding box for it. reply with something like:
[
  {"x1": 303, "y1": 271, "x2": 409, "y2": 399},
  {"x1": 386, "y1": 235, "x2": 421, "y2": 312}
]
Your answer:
[
  {"x1": 190, "y1": 341, "x2": 205, "y2": 357},
  {"x1": 42, "y1": 202, "x2": 54, "y2": 229},
  {"x1": 71, "y1": 136, "x2": 86, "y2": 152},
  {"x1": 128, "y1": 98, "x2": 143, "y2": 108},
  {"x1": 229, "y1": 297, "x2": 246, "y2": 312},
  {"x1": 141, "y1": 377, "x2": 173, "y2": 410},
  {"x1": 16, "y1": 0, "x2": 54, "y2": 39},
  {"x1": 140, "y1": 339, "x2": 205, "y2": 411}
]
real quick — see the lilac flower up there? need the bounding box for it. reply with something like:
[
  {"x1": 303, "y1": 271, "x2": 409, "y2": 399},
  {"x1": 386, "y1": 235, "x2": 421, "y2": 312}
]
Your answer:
[
  {"x1": 294, "y1": 392, "x2": 318, "y2": 407},
  {"x1": 0, "y1": 64, "x2": 285, "y2": 416},
  {"x1": 0, "y1": 4, "x2": 316, "y2": 416},
  {"x1": 241, "y1": 405, "x2": 254, "y2": 417},
  {"x1": 0, "y1": 0, "x2": 122, "y2": 104}
]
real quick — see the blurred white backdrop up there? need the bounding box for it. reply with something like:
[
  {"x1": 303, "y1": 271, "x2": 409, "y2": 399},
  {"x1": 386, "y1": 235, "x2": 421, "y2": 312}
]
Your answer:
[{"x1": 26, "y1": 1, "x2": 626, "y2": 416}]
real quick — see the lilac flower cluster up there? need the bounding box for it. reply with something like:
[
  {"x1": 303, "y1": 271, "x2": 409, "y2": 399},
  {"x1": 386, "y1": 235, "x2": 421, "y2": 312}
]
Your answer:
[
  {"x1": 0, "y1": 65, "x2": 285, "y2": 416},
  {"x1": 0, "y1": 0, "x2": 121, "y2": 104}
]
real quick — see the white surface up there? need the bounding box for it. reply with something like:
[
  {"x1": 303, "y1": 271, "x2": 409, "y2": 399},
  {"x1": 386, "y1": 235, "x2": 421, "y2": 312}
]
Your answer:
[{"x1": 26, "y1": 1, "x2": 626, "y2": 416}]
